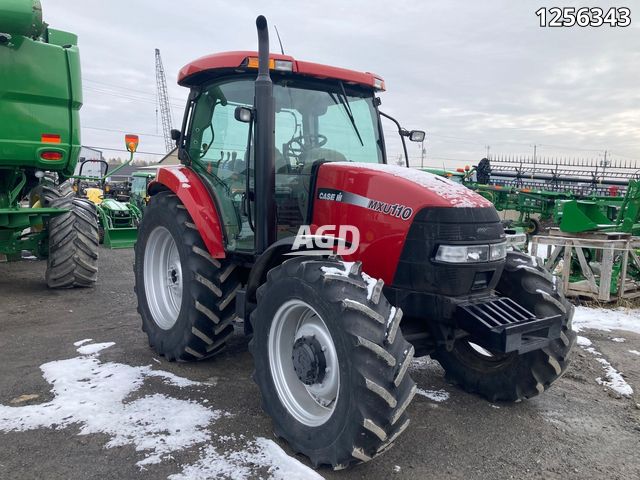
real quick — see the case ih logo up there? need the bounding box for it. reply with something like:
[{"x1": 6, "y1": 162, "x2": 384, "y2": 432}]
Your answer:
[
  {"x1": 288, "y1": 225, "x2": 360, "y2": 256},
  {"x1": 317, "y1": 188, "x2": 413, "y2": 221}
]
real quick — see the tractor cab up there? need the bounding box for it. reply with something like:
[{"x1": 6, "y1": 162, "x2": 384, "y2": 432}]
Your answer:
[{"x1": 173, "y1": 51, "x2": 398, "y2": 252}]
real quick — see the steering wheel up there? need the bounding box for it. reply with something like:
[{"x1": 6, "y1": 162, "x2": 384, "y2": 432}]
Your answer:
[{"x1": 284, "y1": 134, "x2": 328, "y2": 161}]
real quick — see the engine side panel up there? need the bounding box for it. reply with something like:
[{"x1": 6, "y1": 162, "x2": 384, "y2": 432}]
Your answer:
[
  {"x1": 310, "y1": 162, "x2": 494, "y2": 283},
  {"x1": 148, "y1": 166, "x2": 226, "y2": 258}
]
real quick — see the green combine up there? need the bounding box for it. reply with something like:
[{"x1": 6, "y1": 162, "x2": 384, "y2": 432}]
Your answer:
[{"x1": 0, "y1": 0, "x2": 99, "y2": 287}]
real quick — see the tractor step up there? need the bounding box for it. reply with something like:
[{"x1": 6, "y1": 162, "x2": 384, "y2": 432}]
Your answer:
[{"x1": 457, "y1": 297, "x2": 562, "y2": 354}]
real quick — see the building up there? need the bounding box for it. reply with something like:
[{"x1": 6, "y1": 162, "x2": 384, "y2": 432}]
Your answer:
[{"x1": 158, "y1": 147, "x2": 179, "y2": 165}]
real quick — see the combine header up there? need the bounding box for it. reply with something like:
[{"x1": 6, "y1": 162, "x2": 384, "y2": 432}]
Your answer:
[
  {"x1": 436, "y1": 155, "x2": 640, "y2": 234},
  {"x1": 456, "y1": 155, "x2": 640, "y2": 301}
]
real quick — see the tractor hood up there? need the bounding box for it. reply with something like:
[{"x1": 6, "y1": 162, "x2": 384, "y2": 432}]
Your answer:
[
  {"x1": 311, "y1": 162, "x2": 498, "y2": 284},
  {"x1": 101, "y1": 198, "x2": 130, "y2": 212},
  {"x1": 314, "y1": 162, "x2": 492, "y2": 216}
]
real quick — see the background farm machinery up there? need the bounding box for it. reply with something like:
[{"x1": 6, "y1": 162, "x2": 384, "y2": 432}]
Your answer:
[
  {"x1": 74, "y1": 141, "x2": 141, "y2": 249},
  {"x1": 0, "y1": 0, "x2": 100, "y2": 287},
  {"x1": 425, "y1": 156, "x2": 640, "y2": 301}
]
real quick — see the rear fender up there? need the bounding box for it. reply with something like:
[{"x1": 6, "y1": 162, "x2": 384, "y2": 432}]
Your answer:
[{"x1": 148, "y1": 166, "x2": 225, "y2": 258}]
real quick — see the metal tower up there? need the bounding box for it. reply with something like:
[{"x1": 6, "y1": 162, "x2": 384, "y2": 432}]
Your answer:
[{"x1": 155, "y1": 48, "x2": 174, "y2": 153}]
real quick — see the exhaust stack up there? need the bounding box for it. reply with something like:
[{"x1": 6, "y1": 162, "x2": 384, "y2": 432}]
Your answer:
[{"x1": 253, "y1": 15, "x2": 276, "y2": 253}]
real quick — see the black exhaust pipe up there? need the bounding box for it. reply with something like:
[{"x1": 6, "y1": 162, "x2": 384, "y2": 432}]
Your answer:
[{"x1": 254, "y1": 15, "x2": 276, "y2": 254}]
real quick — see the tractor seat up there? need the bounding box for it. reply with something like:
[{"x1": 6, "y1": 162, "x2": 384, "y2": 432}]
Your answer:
[{"x1": 300, "y1": 148, "x2": 347, "y2": 175}]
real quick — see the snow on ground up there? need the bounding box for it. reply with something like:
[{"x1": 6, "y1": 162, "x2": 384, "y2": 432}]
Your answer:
[
  {"x1": 416, "y1": 388, "x2": 450, "y2": 402},
  {"x1": 573, "y1": 306, "x2": 640, "y2": 334},
  {"x1": 0, "y1": 342, "x2": 216, "y2": 466},
  {"x1": 629, "y1": 350, "x2": 640, "y2": 356},
  {"x1": 76, "y1": 341, "x2": 115, "y2": 355},
  {"x1": 577, "y1": 336, "x2": 592, "y2": 347},
  {"x1": 575, "y1": 336, "x2": 634, "y2": 397},
  {"x1": 410, "y1": 356, "x2": 441, "y2": 371},
  {"x1": 594, "y1": 357, "x2": 634, "y2": 397},
  {"x1": 170, "y1": 438, "x2": 322, "y2": 480},
  {"x1": 0, "y1": 341, "x2": 324, "y2": 479},
  {"x1": 572, "y1": 307, "x2": 637, "y2": 397}
]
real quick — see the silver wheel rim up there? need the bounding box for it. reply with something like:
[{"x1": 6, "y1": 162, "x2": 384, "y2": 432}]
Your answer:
[
  {"x1": 468, "y1": 342, "x2": 494, "y2": 357},
  {"x1": 269, "y1": 299, "x2": 340, "y2": 427},
  {"x1": 144, "y1": 226, "x2": 183, "y2": 330}
]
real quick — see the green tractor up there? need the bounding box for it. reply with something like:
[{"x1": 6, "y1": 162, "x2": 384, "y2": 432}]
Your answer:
[
  {"x1": 129, "y1": 170, "x2": 156, "y2": 214},
  {"x1": 0, "y1": 0, "x2": 99, "y2": 287},
  {"x1": 75, "y1": 155, "x2": 142, "y2": 249}
]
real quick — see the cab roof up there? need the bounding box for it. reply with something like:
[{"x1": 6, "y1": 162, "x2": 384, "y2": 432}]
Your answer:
[{"x1": 178, "y1": 51, "x2": 385, "y2": 91}]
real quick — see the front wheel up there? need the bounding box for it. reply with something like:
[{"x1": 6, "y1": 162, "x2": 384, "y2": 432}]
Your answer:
[
  {"x1": 433, "y1": 251, "x2": 576, "y2": 402},
  {"x1": 250, "y1": 257, "x2": 416, "y2": 469}
]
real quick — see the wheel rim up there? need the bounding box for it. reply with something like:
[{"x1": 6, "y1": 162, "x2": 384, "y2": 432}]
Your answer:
[
  {"x1": 468, "y1": 342, "x2": 495, "y2": 357},
  {"x1": 269, "y1": 299, "x2": 340, "y2": 427},
  {"x1": 460, "y1": 339, "x2": 514, "y2": 369},
  {"x1": 144, "y1": 226, "x2": 183, "y2": 330}
]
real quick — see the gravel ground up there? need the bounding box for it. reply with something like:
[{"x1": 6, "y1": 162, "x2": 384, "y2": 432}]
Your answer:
[{"x1": 1, "y1": 248, "x2": 639, "y2": 479}]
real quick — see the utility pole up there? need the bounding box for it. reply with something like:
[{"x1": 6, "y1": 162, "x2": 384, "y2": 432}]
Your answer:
[
  {"x1": 420, "y1": 140, "x2": 425, "y2": 168},
  {"x1": 155, "y1": 48, "x2": 174, "y2": 153},
  {"x1": 485, "y1": 145, "x2": 490, "y2": 159}
]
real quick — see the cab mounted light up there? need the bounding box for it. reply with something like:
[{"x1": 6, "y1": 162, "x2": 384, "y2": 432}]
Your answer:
[
  {"x1": 125, "y1": 134, "x2": 139, "y2": 153},
  {"x1": 373, "y1": 77, "x2": 385, "y2": 91},
  {"x1": 246, "y1": 57, "x2": 293, "y2": 72}
]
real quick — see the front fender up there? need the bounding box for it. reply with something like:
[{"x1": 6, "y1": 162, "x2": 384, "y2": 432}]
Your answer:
[{"x1": 148, "y1": 166, "x2": 225, "y2": 258}]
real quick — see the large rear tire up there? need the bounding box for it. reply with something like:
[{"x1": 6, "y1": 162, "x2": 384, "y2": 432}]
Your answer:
[
  {"x1": 44, "y1": 181, "x2": 99, "y2": 288},
  {"x1": 249, "y1": 257, "x2": 416, "y2": 469},
  {"x1": 433, "y1": 251, "x2": 576, "y2": 402},
  {"x1": 134, "y1": 191, "x2": 240, "y2": 361}
]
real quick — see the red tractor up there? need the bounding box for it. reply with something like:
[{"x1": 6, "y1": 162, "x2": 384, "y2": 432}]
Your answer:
[{"x1": 134, "y1": 16, "x2": 575, "y2": 469}]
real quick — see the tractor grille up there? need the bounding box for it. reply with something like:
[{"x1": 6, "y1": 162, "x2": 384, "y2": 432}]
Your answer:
[{"x1": 393, "y1": 207, "x2": 505, "y2": 296}]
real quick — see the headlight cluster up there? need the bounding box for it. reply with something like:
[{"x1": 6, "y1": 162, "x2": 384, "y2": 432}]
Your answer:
[{"x1": 435, "y1": 242, "x2": 507, "y2": 264}]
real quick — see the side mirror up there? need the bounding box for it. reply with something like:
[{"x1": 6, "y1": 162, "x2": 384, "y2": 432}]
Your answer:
[
  {"x1": 234, "y1": 106, "x2": 253, "y2": 123},
  {"x1": 170, "y1": 129, "x2": 181, "y2": 141},
  {"x1": 409, "y1": 130, "x2": 425, "y2": 142}
]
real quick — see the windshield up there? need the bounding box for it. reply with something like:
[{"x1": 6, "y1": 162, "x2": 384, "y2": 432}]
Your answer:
[
  {"x1": 188, "y1": 77, "x2": 383, "y2": 167},
  {"x1": 273, "y1": 79, "x2": 383, "y2": 165}
]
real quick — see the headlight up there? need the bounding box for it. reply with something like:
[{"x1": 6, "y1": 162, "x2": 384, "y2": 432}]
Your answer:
[
  {"x1": 435, "y1": 242, "x2": 506, "y2": 264},
  {"x1": 490, "y1": 242, "x2": 507, "y2": 261}
]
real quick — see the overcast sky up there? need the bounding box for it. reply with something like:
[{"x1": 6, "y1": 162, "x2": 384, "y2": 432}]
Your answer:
[{"x1": 45, "y1": 0, "x2": 639, "y2": 168}]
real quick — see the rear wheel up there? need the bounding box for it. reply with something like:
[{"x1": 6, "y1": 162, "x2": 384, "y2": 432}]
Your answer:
[
  {"x1": 134, "y1": 191, "x2": 240, "y2": 361},
  {"x1": 433, "y1": 251, "x2": 576, "y2": 402},
  {"x1": 44, "y1": 181, "x2": 99, "y2": 288},
  {"x1": 250, "y1": 257, "x2": 416, "y2": 469}
]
